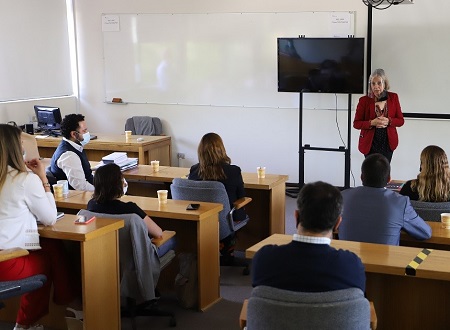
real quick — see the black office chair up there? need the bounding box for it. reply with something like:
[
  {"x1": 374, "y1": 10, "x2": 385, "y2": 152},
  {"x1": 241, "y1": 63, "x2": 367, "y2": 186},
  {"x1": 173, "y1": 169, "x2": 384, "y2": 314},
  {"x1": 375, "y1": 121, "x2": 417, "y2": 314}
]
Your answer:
[
  {"x1": 170, "y1": 178, "x2": 252, "y2": 275},
  {"x1": 0, "y1": 249, "x2": 47, "y2": 310},
  {"x1": 77, "y1": 210, "x2": 176, "y2": 329}
]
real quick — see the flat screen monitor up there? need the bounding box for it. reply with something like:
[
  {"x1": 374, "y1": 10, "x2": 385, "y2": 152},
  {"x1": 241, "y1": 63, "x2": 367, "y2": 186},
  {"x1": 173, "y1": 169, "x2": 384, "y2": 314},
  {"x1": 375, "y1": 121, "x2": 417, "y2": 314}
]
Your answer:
[
  {"x1": 34, "y1": 105, "x2": 62, "y2": 131},
  {"x1": 277, "y1": 37, "x2": 365, "y2": 94}
]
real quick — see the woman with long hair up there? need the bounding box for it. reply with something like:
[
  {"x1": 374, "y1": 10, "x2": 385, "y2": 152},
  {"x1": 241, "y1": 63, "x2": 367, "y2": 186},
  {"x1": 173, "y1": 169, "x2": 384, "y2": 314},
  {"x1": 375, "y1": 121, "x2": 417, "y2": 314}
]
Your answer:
[
  {"x1": 353, "y1": 68, "x2": 404, "y2": 162},
  {"x1": 0, "y1": 124, "x2": 79, "y2": 330},
  {"x1": 400, "y1": 145, "x2": 450, "y2": 202},
  {"x1": 188, "y1": 132, "x2": 246, "y2": 264}
]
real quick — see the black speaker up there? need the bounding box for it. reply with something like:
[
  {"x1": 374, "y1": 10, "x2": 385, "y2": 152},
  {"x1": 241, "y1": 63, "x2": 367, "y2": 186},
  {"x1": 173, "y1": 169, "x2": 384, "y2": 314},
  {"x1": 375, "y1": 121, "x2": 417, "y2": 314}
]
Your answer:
[{"x1": 25, "y1": 124, "x2": 34, "y2": 135}]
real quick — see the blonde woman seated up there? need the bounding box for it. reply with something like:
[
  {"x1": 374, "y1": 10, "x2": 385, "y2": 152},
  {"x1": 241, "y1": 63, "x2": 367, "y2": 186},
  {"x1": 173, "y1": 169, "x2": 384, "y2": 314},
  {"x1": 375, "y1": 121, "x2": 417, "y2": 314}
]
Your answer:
[{"x1": 400, "y1": 145, "x2": 450, "y2": 202}]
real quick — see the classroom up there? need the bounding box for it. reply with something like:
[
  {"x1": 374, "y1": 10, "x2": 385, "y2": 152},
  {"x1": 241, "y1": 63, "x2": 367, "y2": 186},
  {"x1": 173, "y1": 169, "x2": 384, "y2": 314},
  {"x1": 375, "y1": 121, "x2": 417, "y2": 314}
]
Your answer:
[{"x1": 1, "y1": 0, "x2": 450, "y2": 329}]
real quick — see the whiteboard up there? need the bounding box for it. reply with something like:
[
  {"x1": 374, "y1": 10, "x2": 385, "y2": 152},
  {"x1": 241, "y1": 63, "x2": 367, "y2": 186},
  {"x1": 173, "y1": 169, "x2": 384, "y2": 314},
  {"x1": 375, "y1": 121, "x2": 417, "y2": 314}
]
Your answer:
[{"x1": 103, "y1": 12, "x2": 355, "y2": 108}]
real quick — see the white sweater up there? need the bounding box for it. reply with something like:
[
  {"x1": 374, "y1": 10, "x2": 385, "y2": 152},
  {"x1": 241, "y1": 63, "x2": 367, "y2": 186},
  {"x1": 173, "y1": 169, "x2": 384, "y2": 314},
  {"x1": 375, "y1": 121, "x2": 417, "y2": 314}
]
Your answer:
[{"x1": 0, "y1": 166, "x2": 57, "y2": 250}]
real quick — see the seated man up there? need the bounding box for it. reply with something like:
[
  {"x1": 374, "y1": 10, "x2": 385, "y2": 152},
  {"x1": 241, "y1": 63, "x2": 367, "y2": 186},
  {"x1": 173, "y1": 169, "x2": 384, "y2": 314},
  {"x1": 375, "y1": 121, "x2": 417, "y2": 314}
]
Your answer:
[
  {"x1": 252, "y1": 181, "x2": 365, "y2": 292},
  {"x1": 340, "y1": 153, "x2": 432, "y2": 245},
  {"x1": 50, "y1": 114, "x2": 94, "y2": 191}
]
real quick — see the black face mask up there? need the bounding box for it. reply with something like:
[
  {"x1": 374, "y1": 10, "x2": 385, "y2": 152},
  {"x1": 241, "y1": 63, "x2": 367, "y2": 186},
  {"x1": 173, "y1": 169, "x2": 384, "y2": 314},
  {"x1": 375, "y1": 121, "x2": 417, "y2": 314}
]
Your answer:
[{"x1": 377, "y1": 90, "x2": 388, "y2": 101}]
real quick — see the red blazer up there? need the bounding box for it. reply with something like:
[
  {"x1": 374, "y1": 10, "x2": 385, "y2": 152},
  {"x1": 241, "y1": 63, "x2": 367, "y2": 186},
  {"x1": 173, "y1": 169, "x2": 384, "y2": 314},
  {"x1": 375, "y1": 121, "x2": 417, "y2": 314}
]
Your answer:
[{"x1": 353, "y1": 92, "x2": 404, "y2": 155}]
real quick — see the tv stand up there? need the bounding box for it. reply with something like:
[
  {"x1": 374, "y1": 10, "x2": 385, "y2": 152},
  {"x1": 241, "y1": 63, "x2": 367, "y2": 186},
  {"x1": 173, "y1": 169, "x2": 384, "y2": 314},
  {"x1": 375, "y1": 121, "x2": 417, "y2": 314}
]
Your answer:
[{"x1": 285, "y1": 93, "x2": 352, "y2": 198}]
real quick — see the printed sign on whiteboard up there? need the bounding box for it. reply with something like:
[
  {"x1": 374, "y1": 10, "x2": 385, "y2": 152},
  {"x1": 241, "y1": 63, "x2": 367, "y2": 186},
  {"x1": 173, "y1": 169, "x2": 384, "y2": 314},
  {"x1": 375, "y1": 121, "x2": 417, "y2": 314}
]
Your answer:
[
  {"x1": 102, "y1": 15, "x2": 120, "y2": 32},
  {"x1": 329, "y1": 12, "x2": 353, "y2": 37}
]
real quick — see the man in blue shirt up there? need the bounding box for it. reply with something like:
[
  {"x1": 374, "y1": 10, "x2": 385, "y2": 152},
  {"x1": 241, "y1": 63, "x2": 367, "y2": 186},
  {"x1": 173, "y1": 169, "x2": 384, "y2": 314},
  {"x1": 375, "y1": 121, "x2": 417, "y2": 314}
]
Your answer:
[
  {"x1": 340, "y1": 153, "x2": 432, "y2": 245},
  {"x1": 252, "y1": 181, "x2": 366, "y2": 292}
]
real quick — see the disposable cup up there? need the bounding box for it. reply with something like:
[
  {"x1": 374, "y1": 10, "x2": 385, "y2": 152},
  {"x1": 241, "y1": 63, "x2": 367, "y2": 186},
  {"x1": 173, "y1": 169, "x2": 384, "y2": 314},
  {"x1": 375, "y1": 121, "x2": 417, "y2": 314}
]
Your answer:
[
  {"x1": 125, "y1": 130, "x2": 132, "y2": 141},
  {"x1": 257, "y1": 166, "x2": 266, "y2": 179},
  {"x1": 151, "y1": 160, "x2": 160, "y2": 172},
  {"x1": 53, "y1": 184, "x2": 64, "y2": 198},
  {"x1": 441, "y1": 213, "x2": 450, "y2": 229},
  {"x1": 157, "y1": 190, "x2": 168, "y2": 204},
  {"x1": 57, "y1": 180, "x2": 69, "y2": 196}
]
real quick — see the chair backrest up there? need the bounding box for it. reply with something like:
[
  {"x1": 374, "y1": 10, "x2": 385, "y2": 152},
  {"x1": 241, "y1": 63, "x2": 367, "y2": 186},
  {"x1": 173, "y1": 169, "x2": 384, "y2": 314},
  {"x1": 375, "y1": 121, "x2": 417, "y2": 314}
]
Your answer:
[
  {"x1": 21, "y1": 132, "x2": 40, "y2": 162},
  {"x1": 77, "y1": 210, "x2": 161, "y2": 301},
  {"x1": 410, "y1": 200, "x2": 450, "y2": 222},
  {"x1": 170, "y1": 178, "x2": 233, "y2": 240},
  {"x1": 125, "y1": 116, "x2": 162, "y2": 136},
  {"x1": 247, "y1": 286, "x2": 371, "y2": 330}
]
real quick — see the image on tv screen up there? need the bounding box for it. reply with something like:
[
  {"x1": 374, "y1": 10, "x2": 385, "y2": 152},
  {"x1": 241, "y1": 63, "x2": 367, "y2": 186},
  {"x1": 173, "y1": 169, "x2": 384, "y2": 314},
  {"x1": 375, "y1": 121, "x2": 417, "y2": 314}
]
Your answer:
[{"x1": 277, "y1": 38, "x2": 365, "y2": 94}]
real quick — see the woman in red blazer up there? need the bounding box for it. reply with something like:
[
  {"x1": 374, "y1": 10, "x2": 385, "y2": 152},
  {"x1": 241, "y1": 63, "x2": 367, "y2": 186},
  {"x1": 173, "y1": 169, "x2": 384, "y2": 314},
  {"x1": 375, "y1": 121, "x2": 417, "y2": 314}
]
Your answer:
[{"x1": 354, "y1": 68, "x2": 404, "y2": 162}]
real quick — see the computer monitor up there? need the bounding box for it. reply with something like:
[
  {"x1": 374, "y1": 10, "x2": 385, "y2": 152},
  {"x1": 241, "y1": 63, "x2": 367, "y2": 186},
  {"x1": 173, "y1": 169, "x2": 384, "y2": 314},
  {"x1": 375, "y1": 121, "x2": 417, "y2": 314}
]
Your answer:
[{"x1": 34, "y1": 105, "x2": 62, "y2": 132}]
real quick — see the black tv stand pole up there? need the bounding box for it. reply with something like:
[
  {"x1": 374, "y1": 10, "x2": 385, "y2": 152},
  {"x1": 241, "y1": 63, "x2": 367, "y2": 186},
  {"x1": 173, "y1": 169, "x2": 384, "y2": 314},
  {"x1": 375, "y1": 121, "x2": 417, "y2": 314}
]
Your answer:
[{"x1": 285, "y1": 93, "x2": 352, "y2": 198}]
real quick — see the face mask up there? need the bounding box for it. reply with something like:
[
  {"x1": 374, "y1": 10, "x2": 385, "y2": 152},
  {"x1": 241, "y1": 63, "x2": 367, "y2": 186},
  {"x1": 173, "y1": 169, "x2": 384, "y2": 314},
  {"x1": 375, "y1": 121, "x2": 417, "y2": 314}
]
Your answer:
[
  {"x1": 123, "y1": 179, "x2": 128, "y2": 195},
  {"x1": 80, "y1": 132, "x2": 91, "y2": 146}
]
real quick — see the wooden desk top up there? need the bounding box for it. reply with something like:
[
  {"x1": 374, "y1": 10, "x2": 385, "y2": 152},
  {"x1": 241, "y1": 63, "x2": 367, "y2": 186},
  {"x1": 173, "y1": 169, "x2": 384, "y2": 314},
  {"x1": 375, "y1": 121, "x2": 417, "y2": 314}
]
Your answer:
[
  {"x1": 246, "y1": 234, "x2": 450, "y2": 281},
  {"x1": 124, "y1": 165, "x2": 289, "y2": 190},
  {"x1": 36, "y1": 134, "x2": 171, "y2": 148},
  {"x1": 38, "y1": 214, "x2": 124, "y2": 242},
  {"x1": 55, "y1": 192, "x2": 223, "y2": 222},
  {"x1": 0, "y1": 248, "x2": 29, "y2": 262}
]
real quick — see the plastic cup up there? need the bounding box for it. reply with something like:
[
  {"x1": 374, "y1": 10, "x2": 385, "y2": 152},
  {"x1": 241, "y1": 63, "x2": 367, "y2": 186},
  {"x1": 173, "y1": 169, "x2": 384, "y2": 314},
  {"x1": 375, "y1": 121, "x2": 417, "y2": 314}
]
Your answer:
[
  {"x1": 53, "y1": 184, "x2": 64, "y2": 198},
  {"x1": 441, "y1": 213, "x2": 450, "y2": 229},
  {"x1": 257, "y1": 166, "x2": 266, "y2": 179},
  {"x1": 151, "y1": 160, "x2": 160, "y2": 172},
  {"x1": 125, "y1": 130, "x2": 132, "y2": 141},
  {"x1": 157, "y1": 190, "x2": 168, "y2": 204},
  {"x1": 57, "y1": 180, "x2": 69, "y2": 196}
]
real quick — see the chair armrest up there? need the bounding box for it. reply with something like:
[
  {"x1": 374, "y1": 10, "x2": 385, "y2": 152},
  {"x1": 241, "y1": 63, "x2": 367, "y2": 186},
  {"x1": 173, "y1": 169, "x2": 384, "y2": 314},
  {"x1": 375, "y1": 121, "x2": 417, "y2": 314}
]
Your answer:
[
  {"x1": 370, "y1": 301, "x2": 377, "y2": 330},
  {"x1": 233, "y1": 197, "x2": 252, "y2": 210},
  {"x1": 151, "y1": 230, "x2": 176, "y2": 248},
  {"x1": 239, "y1": 299, "x2": 248, "y2": 330},
  {"x1": 0, "y1": 248, "x2": 29, "y2": 262}
]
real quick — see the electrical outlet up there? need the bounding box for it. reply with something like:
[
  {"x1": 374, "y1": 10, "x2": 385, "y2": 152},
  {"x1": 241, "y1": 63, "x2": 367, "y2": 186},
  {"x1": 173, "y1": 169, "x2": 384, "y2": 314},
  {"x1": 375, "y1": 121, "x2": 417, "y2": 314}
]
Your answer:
[{"x1": 177, "y1": 153, "x2": 185, "y2": 159}]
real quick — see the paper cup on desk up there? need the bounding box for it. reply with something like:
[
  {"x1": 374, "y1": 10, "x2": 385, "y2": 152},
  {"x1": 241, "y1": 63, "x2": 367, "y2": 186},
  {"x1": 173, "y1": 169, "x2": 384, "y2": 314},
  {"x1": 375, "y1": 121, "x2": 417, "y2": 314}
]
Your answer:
[
  {"x1": 151, "y1": 160, "x2": 160, "y2": 172},
  {"x1": 441, "y1": 213, "x2": 450, "y2": 229},
  {"x1": 257, "y1": 167, "x2": 266, "y2": 179},
  {"x1": 57, "y1": 180, "x2": 69, "y2": 196},
  {"x1": 53, "y1": 184, "x2": 64, "y2": 198},
  {"x1": 157, "y1": 190, "x2": 168, "y2": 204},
  {"x1": 125, "y1": 130, "x2": 132, "y2": 141}
]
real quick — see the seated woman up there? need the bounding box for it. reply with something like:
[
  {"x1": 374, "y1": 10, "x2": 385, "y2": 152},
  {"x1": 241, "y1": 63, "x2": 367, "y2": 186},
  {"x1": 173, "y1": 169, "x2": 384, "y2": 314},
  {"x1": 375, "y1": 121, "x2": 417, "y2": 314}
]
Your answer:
[
  {"x1": 0, "y1": 124, "x2": 81, "y2": 330},
  {"x1": 188, "y1": 132, "x2": 247, "y2": 264},
  {"x1": 399, "y1": 145, "x2": 450, "y2": 201},
  {"x1": 87, "y1": 163, "x2": 174, "y2": 256}
]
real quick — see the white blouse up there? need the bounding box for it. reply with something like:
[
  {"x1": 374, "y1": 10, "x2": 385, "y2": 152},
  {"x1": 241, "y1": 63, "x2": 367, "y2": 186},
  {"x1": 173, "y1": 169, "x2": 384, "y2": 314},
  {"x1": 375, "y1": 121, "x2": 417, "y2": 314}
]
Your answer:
[{"x1": 0, "y1": 166, "x2": 57, "y2": 250}]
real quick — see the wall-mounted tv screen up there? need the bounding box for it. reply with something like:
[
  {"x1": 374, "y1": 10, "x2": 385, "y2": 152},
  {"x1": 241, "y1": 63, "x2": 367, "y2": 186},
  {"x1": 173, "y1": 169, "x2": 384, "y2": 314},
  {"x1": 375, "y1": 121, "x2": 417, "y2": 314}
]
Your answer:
[{"x1": 277, "y1": 38, "x2": 365, "y2": 94}]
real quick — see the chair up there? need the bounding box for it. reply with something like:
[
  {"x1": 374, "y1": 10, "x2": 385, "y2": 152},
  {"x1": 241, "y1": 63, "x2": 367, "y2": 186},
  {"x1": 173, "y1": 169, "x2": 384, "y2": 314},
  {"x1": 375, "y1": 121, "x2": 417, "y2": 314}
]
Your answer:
[
  {"x1": 170, "y1": 178, "x2": 251, "y2": 274},
  {"x1": 0, "y1": 248, "x2": 47, "y2": 310},
  {"x1": 243, "y1": 286, "x2": 375, "y2": 330},
  {"x1": 125, "y1": 116, "x2": 163, "y2": 136},
  {"x1": 410, "y1": 200, "x2": 450, "y2": 222},
  {"x1": 77, "y1": 210, "x2": 176, "y2": 329}
]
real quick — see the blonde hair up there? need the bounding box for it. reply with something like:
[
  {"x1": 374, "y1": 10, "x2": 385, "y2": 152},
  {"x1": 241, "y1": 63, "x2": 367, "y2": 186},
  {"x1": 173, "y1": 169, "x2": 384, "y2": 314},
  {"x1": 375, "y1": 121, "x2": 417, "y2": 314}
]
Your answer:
[
  {"x1": 0, "y1": 124, "x2": 27, "y2": 189},
  {"x1": 197, "y1": 133, "x2": 231, "y2": 181},
  {"x1": 411, "y1": 145, "x2": 450, "y2": 202},
  {"x1": 368, "y1": 68, "x2": 391, "y2": 97}
]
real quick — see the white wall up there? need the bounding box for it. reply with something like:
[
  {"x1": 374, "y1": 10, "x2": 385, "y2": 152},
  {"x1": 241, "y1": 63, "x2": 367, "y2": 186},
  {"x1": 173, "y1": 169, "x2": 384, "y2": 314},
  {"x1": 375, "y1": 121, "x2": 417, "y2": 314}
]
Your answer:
[{"x1": 3, "y1": 0, "x2": 449, "y2": 187}]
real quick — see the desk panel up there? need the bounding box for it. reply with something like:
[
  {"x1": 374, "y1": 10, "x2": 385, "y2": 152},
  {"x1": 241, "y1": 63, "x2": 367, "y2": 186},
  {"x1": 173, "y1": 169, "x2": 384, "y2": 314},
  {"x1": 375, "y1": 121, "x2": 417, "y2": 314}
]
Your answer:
[{"x1": 37, "y1": 134, "x2": 171, "y2": 165}]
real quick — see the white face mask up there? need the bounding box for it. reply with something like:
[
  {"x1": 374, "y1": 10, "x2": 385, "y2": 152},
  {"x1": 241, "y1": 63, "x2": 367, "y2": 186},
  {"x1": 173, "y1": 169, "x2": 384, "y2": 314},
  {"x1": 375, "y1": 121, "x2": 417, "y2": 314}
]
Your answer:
[
  {"x1": 123, "y1": 179, "x2": 128, "y2": 195},
  {"x1": 80, "y1": 132, "x2": 91, "y2": 146}
]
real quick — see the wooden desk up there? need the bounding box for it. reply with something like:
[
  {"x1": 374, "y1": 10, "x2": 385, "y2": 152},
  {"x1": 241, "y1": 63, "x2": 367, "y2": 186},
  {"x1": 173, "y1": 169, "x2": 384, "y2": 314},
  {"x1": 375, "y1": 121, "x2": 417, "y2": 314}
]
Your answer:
[
  {"x1": 55, "y1": 192, "x2": 223, "y2": 311},
  {"x1": 247, "y1": 234, "x2": 450, "y2": 330},
  {"x1": 401, "y1": 221, "x2": 450, "y2": 250},
  {"x1": 122, "y1": 165, "x2": 288, "y2": 250},
  {"x1": 0, "y1": 214, "x2": 124, "y2": 330},
  {"x1": 36, "y1": 134, "x2": 172, "y2": 165}
]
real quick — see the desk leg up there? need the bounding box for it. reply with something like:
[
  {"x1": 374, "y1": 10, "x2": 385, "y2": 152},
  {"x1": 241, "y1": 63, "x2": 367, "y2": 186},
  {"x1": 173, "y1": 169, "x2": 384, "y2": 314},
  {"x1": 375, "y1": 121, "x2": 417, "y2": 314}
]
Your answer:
[
  {"x1": 197, "y1": 213, "x2": 220, "y2": 311},
  {"x1": 81, "y1": 230, "x2": 121, "y2": 329},
  {"x1": 269, "y1": 183, "x2": 286, "y2": 235}
]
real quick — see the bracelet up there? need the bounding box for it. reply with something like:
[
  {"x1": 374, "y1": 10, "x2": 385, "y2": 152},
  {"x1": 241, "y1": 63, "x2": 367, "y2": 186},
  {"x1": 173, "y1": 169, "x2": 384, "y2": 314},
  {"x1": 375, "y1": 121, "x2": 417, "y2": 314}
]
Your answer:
[{"x1": 42, "y1": 182, "x2": 51, "y2": 188}]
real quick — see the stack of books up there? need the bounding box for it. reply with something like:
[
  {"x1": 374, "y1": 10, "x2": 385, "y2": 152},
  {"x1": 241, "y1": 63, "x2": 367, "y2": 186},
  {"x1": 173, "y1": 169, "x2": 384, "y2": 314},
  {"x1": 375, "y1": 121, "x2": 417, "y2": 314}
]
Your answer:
[{"x1": 94, "y1": 152, "x2": 138, "y2": 171}]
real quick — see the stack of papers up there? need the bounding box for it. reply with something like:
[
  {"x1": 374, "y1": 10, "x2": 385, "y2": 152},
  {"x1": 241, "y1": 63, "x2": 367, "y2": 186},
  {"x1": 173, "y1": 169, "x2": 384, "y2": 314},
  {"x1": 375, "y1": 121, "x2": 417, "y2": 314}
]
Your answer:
[
  {"x1": 95, "y1": 152, "x2": 138, "y2": 171},
  {"x1": 102, "y1": 152, "x2": 128, "y2": 164}
]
